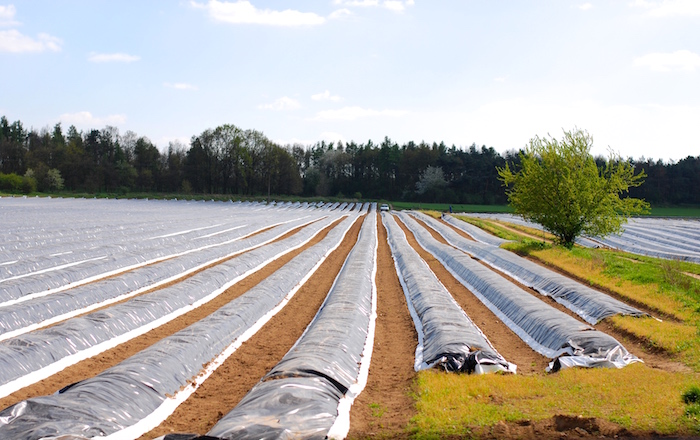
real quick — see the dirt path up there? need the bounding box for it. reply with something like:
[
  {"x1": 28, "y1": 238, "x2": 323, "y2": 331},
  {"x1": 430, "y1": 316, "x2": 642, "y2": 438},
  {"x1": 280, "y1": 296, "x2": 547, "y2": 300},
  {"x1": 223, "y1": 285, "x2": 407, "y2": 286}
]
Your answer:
[
  {"x1": 140, "y1": 216, "x2": 364, "y2": 438},
  {"x1": 347, "y1": 214, "x2": 418, "y2": 439},
  {"x1": 0, "y1": 219, "x2": 344, "y2": 411}
]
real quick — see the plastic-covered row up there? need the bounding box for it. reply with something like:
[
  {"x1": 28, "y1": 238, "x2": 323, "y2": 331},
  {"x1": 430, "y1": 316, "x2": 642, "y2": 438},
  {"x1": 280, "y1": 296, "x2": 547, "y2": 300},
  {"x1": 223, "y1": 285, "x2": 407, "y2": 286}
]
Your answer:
[
  {"x1": 0, "y1": 198, "x2": 312, "y2": 274},
  {"x1": 0, "y1": 214, "x2": 345, "y2": 341},
  {"x1": 459, "y1": 212, "x2": 700, "y2": 261},
  {"x1": 0, "y1": 210, "x2": 362, "y2": 439},
  {"x1": 0, "y1": 209, "x2": 329, "y2": 304},
  {"x1": 396, "y1": 212, "x2": 641, "y2": 372},
  {"x1": 0, "y1": 197, "x2": 359, "y2": 282},
  {"x1": 439, "y1": 214, "x2": 510, "y2": 246},
  {"x1": 418, "y1": 212, "x2": 646, "y2": 324},
  {"x1": 0, "y1": 213, "x2": 345, "y2": 399},
  {"x1": 383, "y1": 212, "x2": 515, "y2": 374},
  {"x1": 195, "y1": 208, "x2": 378, "y2": 440}
]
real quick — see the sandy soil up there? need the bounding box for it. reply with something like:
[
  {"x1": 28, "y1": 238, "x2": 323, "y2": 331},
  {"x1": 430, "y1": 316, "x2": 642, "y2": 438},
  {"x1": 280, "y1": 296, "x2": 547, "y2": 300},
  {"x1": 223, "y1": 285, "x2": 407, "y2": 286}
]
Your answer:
[{"x1": 347, "y1": 214, "x2": 419, "y2": 439}]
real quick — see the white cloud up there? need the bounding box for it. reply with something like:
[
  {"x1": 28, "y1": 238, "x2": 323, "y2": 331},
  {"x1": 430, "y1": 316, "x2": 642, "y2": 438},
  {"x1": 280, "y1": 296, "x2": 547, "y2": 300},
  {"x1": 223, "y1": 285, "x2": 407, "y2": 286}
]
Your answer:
[
  {"x1": 629, "y1": 0, "x2": 700, "y2": 17},
  {"x1": 258, "y1": 96, "x2": 302, "y2": 111},
  {"x1": 329, "y1": 8, "x2": 353, "y2": 19},
  {"x1": 312, "y1": 106, "x2": 408, "y2": 121},
  {"x1": 383, "y1": 1, "x2": 407, "y2": 12},
  {"x1": 191, "y1": 0, "x2": 325, "y2": 26},
  {"x1": 334, "y1": 0, "x2": 380, "y2": 6},
  {"x1": 88, "y1": 52, "x2": 140, "y2": 63},
  {"x1": 311, "y1": 90, "x2": 342, "y2": 102},
  {"x1": 577, "y1": 3, "x2": 593, "y2": 10},
  {"x1": 59, "y1": 111, "x2": 127, "y2": 127},
  {"x1": 164, "y1": 82, "x2": 198, "y2": 90},
  {"x1": 493, "y1": 77, "x2": 506, "y2": 82},
  {"x1": 333, "y1": 0, "x2": 414, "y2": 12},
  {"x1": 634, "y1": 50, "x2": 700, "y2": 72},
  {"x1": 0, "y1": 4, "x2": 20, "y2": 26},
  {"x1": 318, "y1": 131, "x2": 347, "y2": 143},
  {"x1": 0, "y1": 29, "x2": 61, "y2": 53}
]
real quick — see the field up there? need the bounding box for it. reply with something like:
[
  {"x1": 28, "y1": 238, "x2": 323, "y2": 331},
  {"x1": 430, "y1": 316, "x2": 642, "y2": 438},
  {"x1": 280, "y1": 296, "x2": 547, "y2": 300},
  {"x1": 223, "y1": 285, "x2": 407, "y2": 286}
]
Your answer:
[{"x1": 0, "y1": 197, "x2": 699, "y2": 439}]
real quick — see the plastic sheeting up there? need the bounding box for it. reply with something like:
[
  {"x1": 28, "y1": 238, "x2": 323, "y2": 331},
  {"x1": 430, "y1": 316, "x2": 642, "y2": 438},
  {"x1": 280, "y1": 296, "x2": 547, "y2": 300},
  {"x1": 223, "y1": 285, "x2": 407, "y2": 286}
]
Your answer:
[
  {"x1": 203, "y1": 209, "x2": 378, "y2": 440},
  {"x1": 440, "y1": 214, "x2": 510, "y2": 247},
  {"x1": 416, "y1": 212, "x2": 646, "y2": 324},
  {"x1": 0, "y1": 210, "x2": 362, "y2": 440},
  {"x1": 382, "y1": 212, "x2": 515, "y2": 374},
  {"x1": 0, "y1": 208, "x2": 324, "y2": 304},
  {"x1": 396, "y1": 212, "x2": 641, "y2": 372},
  {"x1": 460, "y1": 212, "x2": 700, "y2": 261},
  {"x1": 0, "y1": 214, "x2": 341, "y2": 341},
  {"x1": 0, "y1": 214, "x2": 341, "y2": 399}
]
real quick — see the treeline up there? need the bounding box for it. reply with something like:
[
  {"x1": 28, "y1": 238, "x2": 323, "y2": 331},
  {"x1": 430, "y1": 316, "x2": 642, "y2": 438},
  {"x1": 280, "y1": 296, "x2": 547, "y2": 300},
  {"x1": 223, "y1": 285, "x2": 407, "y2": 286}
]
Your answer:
[{"x1": 1, "y1": 115, "x2": 698, "y2": 205}]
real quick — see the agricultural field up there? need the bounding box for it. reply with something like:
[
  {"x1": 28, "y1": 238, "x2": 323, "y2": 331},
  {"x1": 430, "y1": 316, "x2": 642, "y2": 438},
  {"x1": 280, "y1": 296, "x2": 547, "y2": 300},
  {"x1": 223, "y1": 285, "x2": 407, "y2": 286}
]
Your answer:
[{"x1": 0, "y1": 197, "x2": 699, "y2": 439}]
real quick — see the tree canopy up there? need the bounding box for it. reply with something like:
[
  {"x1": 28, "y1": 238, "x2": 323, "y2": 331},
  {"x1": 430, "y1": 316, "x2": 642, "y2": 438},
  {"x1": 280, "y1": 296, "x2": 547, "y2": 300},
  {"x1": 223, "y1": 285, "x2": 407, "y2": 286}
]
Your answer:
[
  {"x1": 1, "y1": 115, "x2": 699, "y2": 208},
  {"x1": 498, "y1": 129, "x2": 650, "y2": 247}
]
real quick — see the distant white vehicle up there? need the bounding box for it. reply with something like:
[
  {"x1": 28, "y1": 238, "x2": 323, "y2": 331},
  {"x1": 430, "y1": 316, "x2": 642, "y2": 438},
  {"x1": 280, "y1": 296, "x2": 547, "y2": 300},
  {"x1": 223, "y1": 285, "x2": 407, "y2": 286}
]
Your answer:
[{"x1": 380, "y1": 204, "x2": 390, "y2": 212}]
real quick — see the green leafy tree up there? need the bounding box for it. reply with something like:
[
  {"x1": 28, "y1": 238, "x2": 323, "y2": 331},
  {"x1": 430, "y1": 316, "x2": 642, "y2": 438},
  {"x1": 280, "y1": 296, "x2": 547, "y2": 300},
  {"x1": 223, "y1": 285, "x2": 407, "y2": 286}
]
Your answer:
[{"x1": 498, "y1": 129, "x2": 649, "y2": 248}]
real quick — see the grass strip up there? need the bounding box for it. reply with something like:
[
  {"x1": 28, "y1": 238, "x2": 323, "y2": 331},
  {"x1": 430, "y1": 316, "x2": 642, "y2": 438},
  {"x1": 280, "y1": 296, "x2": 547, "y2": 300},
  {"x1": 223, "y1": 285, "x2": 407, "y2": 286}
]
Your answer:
[
  {"x1": 410, "y1": 363, "x2": 699, "y2": 438},
  {"x1": 451, "y1": 215, "x2": 522, "y2": 241}
]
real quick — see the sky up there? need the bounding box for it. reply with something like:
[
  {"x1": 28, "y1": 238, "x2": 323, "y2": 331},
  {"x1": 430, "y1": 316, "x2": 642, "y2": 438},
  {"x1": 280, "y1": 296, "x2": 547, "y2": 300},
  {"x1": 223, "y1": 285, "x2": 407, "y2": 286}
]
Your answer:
[{"x1": 1, "y1": 0, "x2": 698, "y2": 162}]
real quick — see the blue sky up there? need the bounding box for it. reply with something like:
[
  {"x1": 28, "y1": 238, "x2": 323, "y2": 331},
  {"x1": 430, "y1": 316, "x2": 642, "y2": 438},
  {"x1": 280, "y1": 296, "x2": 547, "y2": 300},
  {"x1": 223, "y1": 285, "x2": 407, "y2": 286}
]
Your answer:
[{"x1": 1, "y1": 1, "x2": 698, "y2": 161}]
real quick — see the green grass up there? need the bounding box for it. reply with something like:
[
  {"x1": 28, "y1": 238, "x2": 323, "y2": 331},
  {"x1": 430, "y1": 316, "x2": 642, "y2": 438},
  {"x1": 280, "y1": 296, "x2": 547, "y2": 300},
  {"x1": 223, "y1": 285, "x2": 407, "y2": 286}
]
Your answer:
[
  {"x1": 4, "y1": 191, "x2": 699, "y2": 218},
  {"x1": 648, "y1": 206, "x2": 700, "y2": 217},
  {"x1": 453, "y1": 215, "x2": 523, "y2": 241},
  {"x1": 410, "y1": 364, "x2": 700, "y2": 438},
  {"x1": 386, "y1": 201, "x2": 513, "y2": 213}
]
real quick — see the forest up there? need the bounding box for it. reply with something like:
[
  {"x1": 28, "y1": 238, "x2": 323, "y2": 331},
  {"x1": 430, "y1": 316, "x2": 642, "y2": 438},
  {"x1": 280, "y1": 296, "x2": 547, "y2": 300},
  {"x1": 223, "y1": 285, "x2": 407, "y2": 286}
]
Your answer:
[{"x1": 1, "y1": 115, "x2": 698, "y2": 206}]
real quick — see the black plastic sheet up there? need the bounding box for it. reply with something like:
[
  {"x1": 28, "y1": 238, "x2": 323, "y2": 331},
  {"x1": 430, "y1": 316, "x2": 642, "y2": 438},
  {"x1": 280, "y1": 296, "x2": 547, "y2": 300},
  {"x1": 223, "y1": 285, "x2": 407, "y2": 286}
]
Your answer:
[
  {"x1": 457, "y1": 212, "x2": 700, "y2": 261},
  {"x1": 397, "y1": 212, "x2": 640, "y2": 372},
  {"x1": 417, "y1": 212, "x2": 646, "y2": 324},
  {"x1": 0, "y1": 213, "x2": 338, "y2": 340},
  {"x1": 382, "y1": 212, "x2": 515, "y2": 374},
  {"x1": 0, "y1": 200, "x2": 325, "y2": 303}
]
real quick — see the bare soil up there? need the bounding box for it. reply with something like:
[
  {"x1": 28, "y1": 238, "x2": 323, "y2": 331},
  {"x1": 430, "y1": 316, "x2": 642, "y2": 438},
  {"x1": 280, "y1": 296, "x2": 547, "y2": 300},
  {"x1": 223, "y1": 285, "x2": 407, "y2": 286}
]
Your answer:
[{"x1": 347, "y1": 214, "x2": 418, "y2": 439}]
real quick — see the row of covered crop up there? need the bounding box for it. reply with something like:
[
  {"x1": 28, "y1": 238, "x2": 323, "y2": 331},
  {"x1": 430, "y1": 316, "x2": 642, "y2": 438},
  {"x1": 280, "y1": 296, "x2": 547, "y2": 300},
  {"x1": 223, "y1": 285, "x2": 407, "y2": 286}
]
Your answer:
[
  {"x1": 0, "y1": 204, "x2": 369, "y2": 439},
  {"x1": 0, "y1": 198, "x2": 650, "y2": 439},
  {"x1": 398, "y1": 211, "x2": 640, "y2": 372},
  {"x1": 460, "y1": 212, "x2": 700, "y2": 262}
]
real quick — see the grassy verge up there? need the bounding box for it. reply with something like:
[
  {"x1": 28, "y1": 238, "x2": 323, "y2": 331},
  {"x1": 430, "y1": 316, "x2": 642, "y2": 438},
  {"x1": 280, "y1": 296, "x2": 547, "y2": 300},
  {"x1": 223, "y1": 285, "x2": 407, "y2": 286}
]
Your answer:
[
  {"x1": 410, "y1": 364, "x2": 698, "y2": 438},
  {"x1": 453, "y1": 215, "x2": 535, "y2": 242},
  {"x1": 389, "y1": 202, "x2": 512, "y2": 213}
]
